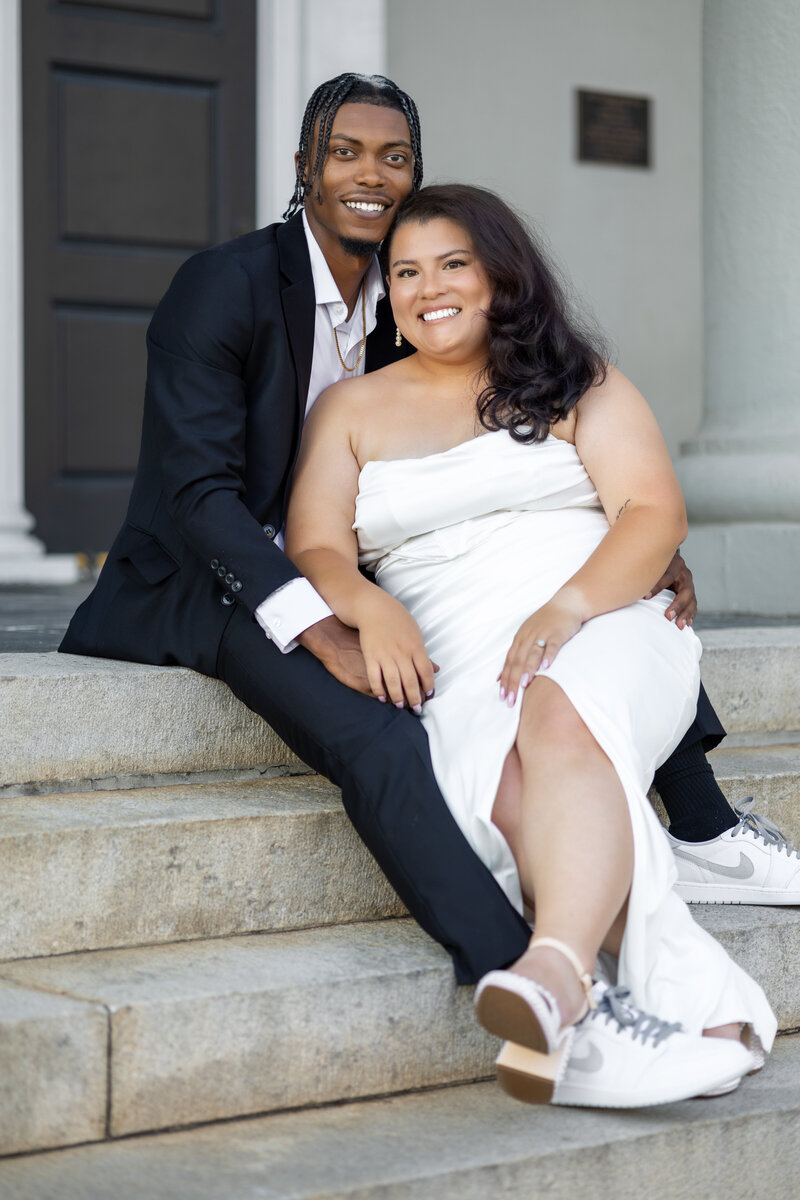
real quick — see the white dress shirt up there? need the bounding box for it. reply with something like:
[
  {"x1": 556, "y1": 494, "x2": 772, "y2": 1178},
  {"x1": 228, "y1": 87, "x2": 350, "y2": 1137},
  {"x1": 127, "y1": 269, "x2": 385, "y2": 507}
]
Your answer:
[{"x1": 255, "y1": 212, "x2": 386, "y2": 652}]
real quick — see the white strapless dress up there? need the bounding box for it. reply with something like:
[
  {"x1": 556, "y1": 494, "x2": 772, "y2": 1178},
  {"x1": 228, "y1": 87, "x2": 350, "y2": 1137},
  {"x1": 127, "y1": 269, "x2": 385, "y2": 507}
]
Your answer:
[{"x1": 354, "y1": 430, "x2": 776, "y2": 1049}]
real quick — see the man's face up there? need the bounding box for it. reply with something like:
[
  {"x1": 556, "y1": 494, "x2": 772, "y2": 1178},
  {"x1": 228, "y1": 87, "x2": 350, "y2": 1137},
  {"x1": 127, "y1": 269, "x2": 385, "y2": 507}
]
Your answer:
[{"x1": 301, "y1": 102, "x2": 414, "y2": 259}]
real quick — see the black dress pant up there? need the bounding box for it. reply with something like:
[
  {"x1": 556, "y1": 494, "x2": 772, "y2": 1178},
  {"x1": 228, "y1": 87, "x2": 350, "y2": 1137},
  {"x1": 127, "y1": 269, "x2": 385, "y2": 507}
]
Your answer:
[
  {"x1": 216, "y1": 607, "x2": 724, "y2": 985},
  {"x1": 217, "y1": 605, "x2": 533, "y2": 983}
]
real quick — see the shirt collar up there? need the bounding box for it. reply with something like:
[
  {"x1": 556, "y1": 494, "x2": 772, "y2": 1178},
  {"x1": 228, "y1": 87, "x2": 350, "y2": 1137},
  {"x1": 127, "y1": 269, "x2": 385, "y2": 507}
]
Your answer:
[{"x1": 302, "y1": 209, "x2": 385, "y2": 329}]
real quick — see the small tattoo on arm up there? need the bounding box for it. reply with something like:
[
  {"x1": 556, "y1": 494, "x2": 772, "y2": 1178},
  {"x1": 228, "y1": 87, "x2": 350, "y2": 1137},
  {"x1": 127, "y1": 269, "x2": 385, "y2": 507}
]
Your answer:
[{"x1": 615, "y1": 499, "x2": 631, "y2": 522}]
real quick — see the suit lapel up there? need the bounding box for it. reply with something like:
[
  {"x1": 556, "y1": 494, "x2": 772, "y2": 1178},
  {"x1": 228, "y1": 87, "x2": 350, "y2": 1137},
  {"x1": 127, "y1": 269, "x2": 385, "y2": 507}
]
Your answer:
[
  {"x1": 278, "y1": 215, "x2": 412, "y2": 412},
  {"x1": 277, "y1": 215, "x2": 315, "y2": 423}
]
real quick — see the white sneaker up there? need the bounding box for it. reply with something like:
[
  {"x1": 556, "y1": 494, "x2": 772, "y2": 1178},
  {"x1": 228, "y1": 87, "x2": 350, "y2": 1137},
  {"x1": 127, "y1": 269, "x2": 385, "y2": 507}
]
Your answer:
[
  {"x1": 495, "y1": 982, "x2": 754, "y2": 1109},
  {"x1": 668, "y1": 797, "x2": 800, "y2": 904}
]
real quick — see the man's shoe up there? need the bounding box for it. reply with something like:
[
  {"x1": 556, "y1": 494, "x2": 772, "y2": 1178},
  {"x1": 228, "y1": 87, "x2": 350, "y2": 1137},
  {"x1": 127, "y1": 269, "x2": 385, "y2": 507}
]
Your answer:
[
  {"x1": 668, "y1": 797, "x2": 800, "y2": 905},
  {"x1": 495, "y1": 983, "x2": 754, "y2": 1108}
]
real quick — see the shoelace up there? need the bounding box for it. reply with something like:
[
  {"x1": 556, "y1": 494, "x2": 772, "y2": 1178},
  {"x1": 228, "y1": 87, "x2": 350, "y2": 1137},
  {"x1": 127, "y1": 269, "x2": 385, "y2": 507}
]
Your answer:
[
  {"x1": 733, "y1": 797, "x2": 800, "y2": 859},
  {"x1": 591, "y1": 985, "x2": 683, "y2": 1047}
]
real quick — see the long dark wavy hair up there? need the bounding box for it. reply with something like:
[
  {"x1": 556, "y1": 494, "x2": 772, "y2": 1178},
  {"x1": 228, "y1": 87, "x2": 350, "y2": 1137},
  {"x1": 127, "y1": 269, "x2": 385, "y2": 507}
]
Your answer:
[{"x1": 387, "y1": 184, "x2": 608, "y2": 441}]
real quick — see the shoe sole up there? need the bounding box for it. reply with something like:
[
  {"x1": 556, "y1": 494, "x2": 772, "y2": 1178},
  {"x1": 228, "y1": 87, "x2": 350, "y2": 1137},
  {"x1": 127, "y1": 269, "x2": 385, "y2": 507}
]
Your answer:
[
  {"x1": 495, "y1": 1040, "x2": 567, "y2": 1105},
  {"x1": 475, "y1": 984, "x2": 550, "y2": 1052},
  {"x1": 495, "y1": 1042, "x2": 750, "y2": 1109},
  {"x1": 675, "y1": 883, "x2": 800, "y2": 905}
]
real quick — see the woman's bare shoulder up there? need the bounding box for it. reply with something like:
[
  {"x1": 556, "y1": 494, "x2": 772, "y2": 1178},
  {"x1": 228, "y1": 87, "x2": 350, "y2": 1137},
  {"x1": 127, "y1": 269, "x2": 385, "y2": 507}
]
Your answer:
[
  {"x1": 581, "y1": 363, "x2": 645, "y2": 408},
  {"x1": 313, "y1": 360, "x2": 407, "y2": 417}
]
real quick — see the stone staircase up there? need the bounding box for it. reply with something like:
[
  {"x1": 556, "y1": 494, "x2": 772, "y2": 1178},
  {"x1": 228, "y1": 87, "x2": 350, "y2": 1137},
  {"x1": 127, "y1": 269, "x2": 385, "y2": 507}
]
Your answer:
[{"x1": 1, "y1": 629, "x2": 800, "y2": 1198}]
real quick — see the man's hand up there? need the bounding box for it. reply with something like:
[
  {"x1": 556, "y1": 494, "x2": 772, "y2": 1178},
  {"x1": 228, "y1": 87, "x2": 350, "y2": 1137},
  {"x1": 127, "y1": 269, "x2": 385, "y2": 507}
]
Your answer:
[
  {"x1": 298, "y1": 615, "x2": 372, "y2": 695},
  {"x1": 644, "y1": 551, "x2": 697, "y2": 628}
]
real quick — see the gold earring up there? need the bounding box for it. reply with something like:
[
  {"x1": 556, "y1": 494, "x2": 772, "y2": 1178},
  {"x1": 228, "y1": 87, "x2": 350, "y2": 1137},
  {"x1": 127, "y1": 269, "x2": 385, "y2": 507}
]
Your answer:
[{"x1": 395, "y1": 327, "x2": 402, "y2": 348}]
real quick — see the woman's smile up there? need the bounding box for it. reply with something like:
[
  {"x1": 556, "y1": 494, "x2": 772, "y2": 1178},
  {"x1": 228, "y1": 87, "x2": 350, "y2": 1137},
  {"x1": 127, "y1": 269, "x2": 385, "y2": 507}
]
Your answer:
[{"x1": 419, "y1": 306, "x2": 462, "y2": 323}]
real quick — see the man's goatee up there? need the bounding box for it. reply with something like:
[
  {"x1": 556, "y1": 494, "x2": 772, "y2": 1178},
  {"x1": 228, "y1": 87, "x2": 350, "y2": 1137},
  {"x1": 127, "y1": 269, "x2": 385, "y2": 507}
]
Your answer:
[{"x1": 339, "y1": 235, "x2": 381, "y2": 259}]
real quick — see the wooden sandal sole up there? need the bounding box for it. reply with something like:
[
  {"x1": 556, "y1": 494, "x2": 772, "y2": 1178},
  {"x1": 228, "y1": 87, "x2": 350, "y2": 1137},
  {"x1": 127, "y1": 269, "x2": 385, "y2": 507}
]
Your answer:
[
  {"x1": 495, "y1": 1040, "x2": 568, "y2": 1106},
  {"x1": 475, "y1": 983, "x2": 550, "y2": 1052}
]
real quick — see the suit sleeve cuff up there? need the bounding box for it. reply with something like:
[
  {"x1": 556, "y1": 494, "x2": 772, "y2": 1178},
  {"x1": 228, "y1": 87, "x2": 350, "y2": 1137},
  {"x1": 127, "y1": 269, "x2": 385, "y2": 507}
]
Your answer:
[{"x1": 255, "y1": 579, "x2": 334, "y2": 653}]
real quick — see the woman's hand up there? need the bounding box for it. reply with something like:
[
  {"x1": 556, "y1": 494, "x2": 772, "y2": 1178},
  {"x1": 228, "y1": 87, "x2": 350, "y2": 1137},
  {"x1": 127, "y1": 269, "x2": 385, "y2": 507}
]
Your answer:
[
  {"x1": 498, "y1": 594, "x2": 585, "y2": 705},
  {"x1": 358, "y1": 592, "x2": 438, "y2": 711}
]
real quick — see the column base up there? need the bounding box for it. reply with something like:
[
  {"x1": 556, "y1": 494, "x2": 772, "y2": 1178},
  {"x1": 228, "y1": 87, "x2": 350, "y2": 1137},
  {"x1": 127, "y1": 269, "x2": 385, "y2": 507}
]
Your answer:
[
  {"x1": 1, "y1": 558, "x2": 81, "y2": 584},
  {"x1": 683, "y1": 522, "x2": 800, "y2": 617}
]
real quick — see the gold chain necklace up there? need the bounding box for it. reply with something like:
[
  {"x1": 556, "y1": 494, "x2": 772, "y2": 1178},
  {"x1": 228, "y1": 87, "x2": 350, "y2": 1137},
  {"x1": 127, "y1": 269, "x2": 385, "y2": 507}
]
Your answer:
[{"x1": 333, "y1": 284, "x2": 367, "y2": 372}]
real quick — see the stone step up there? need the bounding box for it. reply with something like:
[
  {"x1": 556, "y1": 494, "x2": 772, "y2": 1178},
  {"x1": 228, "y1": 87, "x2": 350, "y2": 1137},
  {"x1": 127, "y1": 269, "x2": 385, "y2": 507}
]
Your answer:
[
  {"x1": 0, "y1": 908, "x2": 798, "y2": 1157},
  {"x1": 0, "y1": 920, "x2": 492, "y2": 1155},
  {"x1": 1, "y1": 1036, "x2": 798, "y2": 1200},
  {"x1": 3, "y1": 628, "x2": 800, "y2": 791},
  {"x1": 4, "y1": 744, "x2": 799, "y2": 965},
  {"x1": 0, "y1": 776, "x2": 402, "y2": 962}
]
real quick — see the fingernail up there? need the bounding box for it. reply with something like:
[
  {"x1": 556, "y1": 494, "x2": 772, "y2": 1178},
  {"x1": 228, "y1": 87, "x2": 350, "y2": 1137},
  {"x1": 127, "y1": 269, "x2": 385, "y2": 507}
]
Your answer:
[
  {"x1": 395, "y1": 701, "x2": 404, "y2": 709},
  {"x1": 520, "y1": 673, "x2": 531, "y2": 688},
  {"x1": 378, "y1": 695, "x2": 387, "y2": 703},
  {"x1": 667, "y1": 610, "x2": 675, "y2": 620},
  {"x1": 499, "y1": 686, "x2": 506, "y2": 700},
  {"x1": 506, "y1": 691, "x2": 515, "y2": 707},
  {"x1": 541, "y1": 659, "x2": 550, "y2": 670},
  {"x1": 426, "y1": 689, "x2": 435, "y2": 698},
  {"x1": 412, "y1": 704, "x2": 422, "y2": 715}
]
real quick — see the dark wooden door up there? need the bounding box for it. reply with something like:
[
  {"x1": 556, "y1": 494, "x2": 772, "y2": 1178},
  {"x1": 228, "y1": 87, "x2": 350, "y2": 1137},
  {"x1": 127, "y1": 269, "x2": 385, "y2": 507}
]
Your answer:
[{"x1": 22, "y1": 0, "x2": 256, "y2": 552}]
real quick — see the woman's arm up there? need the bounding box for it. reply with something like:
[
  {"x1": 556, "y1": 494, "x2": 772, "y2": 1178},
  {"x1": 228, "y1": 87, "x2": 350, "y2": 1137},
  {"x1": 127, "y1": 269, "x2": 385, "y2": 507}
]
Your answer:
[
  {"x1": 499, "y1": 367, "x2": 688, "y2": 700},
  {"x1": 285, "y1": 388, "x2": 436, "y2": 709}
]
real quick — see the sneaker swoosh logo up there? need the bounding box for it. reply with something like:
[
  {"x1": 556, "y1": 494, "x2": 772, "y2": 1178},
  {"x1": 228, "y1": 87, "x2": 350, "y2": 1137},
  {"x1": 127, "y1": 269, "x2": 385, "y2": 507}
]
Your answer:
[
  {"x1": 673, "y1": 849, "x2": 755, "y2": 879},
  {"x1": 569, "y1": 1043, "x2": 604, "y2": 1073}
]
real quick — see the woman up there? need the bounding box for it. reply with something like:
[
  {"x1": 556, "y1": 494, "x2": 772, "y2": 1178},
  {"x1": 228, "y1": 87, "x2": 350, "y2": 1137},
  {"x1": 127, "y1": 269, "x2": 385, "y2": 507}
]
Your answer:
[{"x1": 285, "y1": 184, "x2": 775, "y2": 1108}]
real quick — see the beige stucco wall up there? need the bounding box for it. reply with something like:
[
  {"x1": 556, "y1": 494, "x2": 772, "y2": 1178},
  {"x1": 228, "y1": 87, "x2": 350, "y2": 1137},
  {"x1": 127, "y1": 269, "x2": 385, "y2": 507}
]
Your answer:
[{"x1": 388, "y1": 0, "x2": 703, "y2": 457}]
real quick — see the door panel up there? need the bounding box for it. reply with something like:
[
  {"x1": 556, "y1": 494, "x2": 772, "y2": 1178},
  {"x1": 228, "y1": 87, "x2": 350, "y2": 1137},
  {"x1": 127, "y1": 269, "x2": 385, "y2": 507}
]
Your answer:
[
  {"x1": 58, "y1": 72, "x2": 215, "y2": 248},
  {"x1": 23, "y1": 0, "x2": 255, "y2": 551}
]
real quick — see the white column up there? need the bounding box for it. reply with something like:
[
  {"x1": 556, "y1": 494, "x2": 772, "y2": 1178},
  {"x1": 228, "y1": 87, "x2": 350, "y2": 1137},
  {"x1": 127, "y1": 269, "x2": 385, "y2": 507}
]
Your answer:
[
  {"x1": 256, "y1": 0, "x2": 388, "y2": 226},
  {"x1": 677, "y1": 0, "x2": 800, "y2": 614},
  {"x1": 0, "y1": 0, "x2": 77, "y2": 583}
]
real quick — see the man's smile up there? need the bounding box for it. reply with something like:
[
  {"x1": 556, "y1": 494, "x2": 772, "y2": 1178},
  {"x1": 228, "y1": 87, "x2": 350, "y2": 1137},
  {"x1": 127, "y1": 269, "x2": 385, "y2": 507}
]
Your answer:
[{"x1": 343, "y1": 198, "x2": 391, "y2": 215}]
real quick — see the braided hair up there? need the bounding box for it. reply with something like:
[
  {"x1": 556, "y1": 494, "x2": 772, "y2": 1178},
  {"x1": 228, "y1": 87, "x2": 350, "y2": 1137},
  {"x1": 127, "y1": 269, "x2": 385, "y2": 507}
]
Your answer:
[{"x1": 284, "y1": 73, "x2": 423, "y2": 220}]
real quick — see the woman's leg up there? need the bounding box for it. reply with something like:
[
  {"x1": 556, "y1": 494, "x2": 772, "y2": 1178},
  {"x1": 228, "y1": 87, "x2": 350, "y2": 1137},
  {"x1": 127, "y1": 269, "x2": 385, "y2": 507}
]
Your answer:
[
  {"x1": 492, "y1": 676, "x2": 633, "y2": 1025},
  {"x1": 491, "y1": 676, "x2": 740, "y2": 1039}
]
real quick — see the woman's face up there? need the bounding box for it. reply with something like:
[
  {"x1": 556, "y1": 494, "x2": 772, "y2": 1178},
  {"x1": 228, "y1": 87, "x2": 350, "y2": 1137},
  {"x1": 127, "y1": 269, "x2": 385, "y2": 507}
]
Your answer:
[{"x1": 387, "y1": 217, "x2": 493, "y2": 360}]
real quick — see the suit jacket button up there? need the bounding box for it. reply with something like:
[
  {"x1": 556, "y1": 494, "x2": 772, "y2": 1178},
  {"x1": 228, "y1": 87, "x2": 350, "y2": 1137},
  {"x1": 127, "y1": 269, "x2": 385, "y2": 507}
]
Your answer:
[
  {"x1": 217, "y1": 565, "x2": 227, "y2": 577},
  {"x1": 263, "y1": 524, "x2": 276, "y2": 538},
  {"x1": 231, "y1": 580, "x2": 243, "y2": 592},
  {"x1": 210, "y1": 559, "x2": 219, "y2": 570},
  {"x1": 221, "y1": 592, "x2": 235, "y2": 606},
  {"x1": 225, "y1": 572, "x2": 235, "y2": 584}
]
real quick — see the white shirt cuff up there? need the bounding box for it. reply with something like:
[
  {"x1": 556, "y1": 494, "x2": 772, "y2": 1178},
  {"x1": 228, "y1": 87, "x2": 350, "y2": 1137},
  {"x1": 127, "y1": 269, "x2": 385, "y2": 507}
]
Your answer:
[{"x1": 255, "y1": 578, "x2": 333, "y2": 653}]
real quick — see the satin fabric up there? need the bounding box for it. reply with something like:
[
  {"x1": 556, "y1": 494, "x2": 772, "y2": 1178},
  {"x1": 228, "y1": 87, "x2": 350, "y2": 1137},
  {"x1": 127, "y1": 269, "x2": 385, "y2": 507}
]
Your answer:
[{"x1": 355, "y1": 429, "x2": 776, "y2": 1048}]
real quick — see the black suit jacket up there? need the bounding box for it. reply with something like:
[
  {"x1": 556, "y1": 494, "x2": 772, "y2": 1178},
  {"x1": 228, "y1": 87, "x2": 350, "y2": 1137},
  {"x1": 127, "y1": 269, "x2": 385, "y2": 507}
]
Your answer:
[{"x1": 61, "y1": 213, "x2": 407, "y2": 675}]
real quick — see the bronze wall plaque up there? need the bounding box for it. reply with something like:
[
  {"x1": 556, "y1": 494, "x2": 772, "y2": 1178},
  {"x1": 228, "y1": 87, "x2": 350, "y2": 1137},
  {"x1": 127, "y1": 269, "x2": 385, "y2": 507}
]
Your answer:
[{"x1": 577, "y1": 90, "x2": 650, "y2": 168}]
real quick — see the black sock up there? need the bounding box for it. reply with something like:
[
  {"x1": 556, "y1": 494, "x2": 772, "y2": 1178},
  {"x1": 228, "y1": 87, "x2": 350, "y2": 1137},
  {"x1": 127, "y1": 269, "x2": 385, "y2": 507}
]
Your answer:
[{"x1": 653, "y1": 741, "x2": 738, "y2": 842}]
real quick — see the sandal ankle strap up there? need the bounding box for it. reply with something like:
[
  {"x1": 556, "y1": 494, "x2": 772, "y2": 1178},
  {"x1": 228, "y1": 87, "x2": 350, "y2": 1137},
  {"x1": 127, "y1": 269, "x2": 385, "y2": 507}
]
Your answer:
[{"x1": 529, "y1": 937, "x2": 595, "y2": 1007}]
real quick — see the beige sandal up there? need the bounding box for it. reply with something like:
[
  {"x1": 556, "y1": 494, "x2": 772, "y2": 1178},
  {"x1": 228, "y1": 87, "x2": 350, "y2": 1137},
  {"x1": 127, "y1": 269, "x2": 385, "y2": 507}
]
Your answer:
[{"x1": 474, "y1": 936, "x2": 594, "y2": 1054}]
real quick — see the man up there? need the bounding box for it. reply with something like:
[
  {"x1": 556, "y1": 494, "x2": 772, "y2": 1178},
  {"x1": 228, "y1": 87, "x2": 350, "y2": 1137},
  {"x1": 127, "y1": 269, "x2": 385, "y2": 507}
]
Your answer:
[{"x1": 61, "y1": 74, "x2": 800, "y2": 989}]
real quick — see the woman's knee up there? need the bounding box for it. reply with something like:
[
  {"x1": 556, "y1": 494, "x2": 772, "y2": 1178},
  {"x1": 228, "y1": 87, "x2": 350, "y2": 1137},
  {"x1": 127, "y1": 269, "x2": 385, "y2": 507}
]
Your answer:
[{"x1": 516, "y1": 677, "x2": 591, "y2": 757}]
